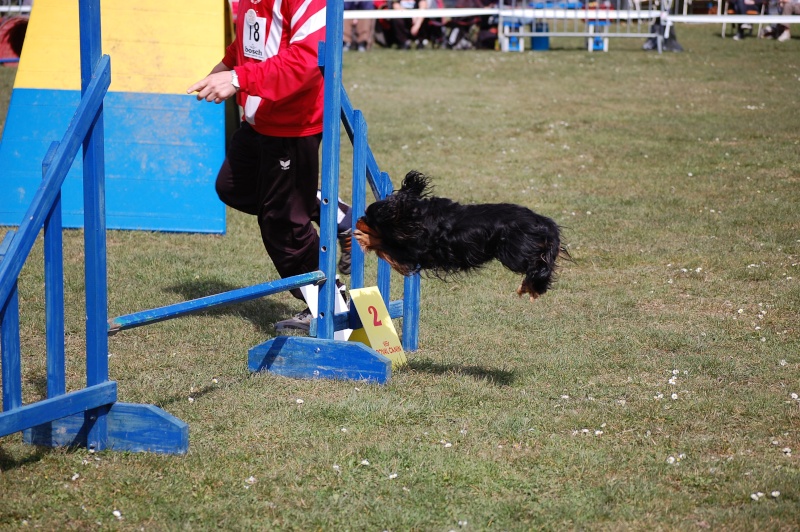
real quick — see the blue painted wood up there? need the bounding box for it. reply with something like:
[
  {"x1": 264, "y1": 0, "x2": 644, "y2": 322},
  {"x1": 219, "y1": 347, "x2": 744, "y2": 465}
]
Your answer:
[
  {"x1": 318, "y1": 0, "x2": 345, "y2": 342},
  {"x1": 0, "y1": 381, "x2": 117, "y2": 438},
  {"x1": 0, "y1": 56, "x2": 110, "y2": 311},
  {"x1": 403, "y1": 274, "x2": 420, "y2": 352},
  {"x1": 1, "y1": 229, "x2": 21, "y2": 413},
  {"x1": 108, "y1": 271, "x2": 326, "y2": 334},
  {"x1": 0, "y1": 230, "x2": 15, "y2": 257},
  {"x1": 248, "y1": 336, "x2": 391, "y2": 384},
  {"x1": 80, "y1": 0, "x2": 110, "y2": 452},
  {"x1": 43, "y1": 141, "x2": 66, "y2": 398},
  {"x1": 0, "y1": 89, "x2": 226, "y2": 233},
  {"x1": 351, "y1": 111, "x2": 367, "y2": 291},
  {"x1": 339, "y1": 88, "x2": 382, "y2": 201},
  {"x1": 1, "y1": 287, "x2": 21, "y2": 412},
  {"x1": 377, "y1": 172, "x2": 393, "y2": 308},
  {"x1": 24, "y1": 402, "x2": 189, "y2": 455}
]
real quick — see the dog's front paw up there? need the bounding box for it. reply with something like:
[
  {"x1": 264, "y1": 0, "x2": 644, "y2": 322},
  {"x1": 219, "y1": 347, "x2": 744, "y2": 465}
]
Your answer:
[{"x1": 516, "y1": 283, "x2": 540, "y2": 302}]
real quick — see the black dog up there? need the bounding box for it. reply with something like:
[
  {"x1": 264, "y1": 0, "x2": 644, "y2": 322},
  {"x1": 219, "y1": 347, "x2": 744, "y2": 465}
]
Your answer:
[{"x1": 354, "y1": 171, "x2": 566, "y2": 301}]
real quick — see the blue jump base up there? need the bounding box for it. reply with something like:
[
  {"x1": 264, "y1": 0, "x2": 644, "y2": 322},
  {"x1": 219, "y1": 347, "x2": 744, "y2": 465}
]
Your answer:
[{"x1": 249, "y1": 337, "x2": 392, "y2": 384}]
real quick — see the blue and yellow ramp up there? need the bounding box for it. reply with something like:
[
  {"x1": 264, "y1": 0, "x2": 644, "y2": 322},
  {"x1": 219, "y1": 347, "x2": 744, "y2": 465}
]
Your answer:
[{"x1": 0, "y1": 0, "x2": 228, "y2": 233}]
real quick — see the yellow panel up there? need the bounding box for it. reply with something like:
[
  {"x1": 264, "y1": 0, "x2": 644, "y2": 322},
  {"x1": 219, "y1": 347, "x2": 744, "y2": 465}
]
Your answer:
[{"x1": 15, "y1": 0, "x2": 226, "y2": 95}]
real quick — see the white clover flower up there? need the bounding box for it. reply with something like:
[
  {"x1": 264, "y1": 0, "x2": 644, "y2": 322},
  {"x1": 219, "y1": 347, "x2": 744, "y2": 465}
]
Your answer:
[
  {"x1": 295, "y1": 398, "x2": 304, "y2": 404},
  {"x1": 595, "y1": 430, "x2": 603, "y2": 436},
  {"x1": 71, "y1": 473, "x2": 80, "y2": 481},
  {"x1": 112, "y1": 510, "x2": 122, "y2": 519},
  {"x1": 188, "y1": 397, "x2": 194, "y2": 403},
  {"x1": 361, "y1": 459, "x2": 370, "y2": 466},
  {"x1": 444, "y1": 442, "x2": 453, "y2": 448},
  {"x1": 791, "y1": 393, "x2": 798, "y2": 400},
  {"x1": 333, "y1": 464, "x2": 341, "y2": 472},
  {"x1": 388, "y1": 473, "x2": 398, "y2": 480},
  {"x1": 245, "y1": 476, "x2": 257, "y2": 484},
  {"x1": 671, "y1": 393, "x2": 678, "y2": 400},
  {"x1": 751, "y1": 493, "x2": 761, "y2": 501},
  {"x1": 771, "y1": 491, "x2": 781, "y2": 498},
  {"x1": 782, "y1": 447, "x2": 792, "y2": 455},
  {"x1": 666, "y1": 456, "x2": 676, "y2": 464},
  {"x1": 672, "y1": 369, "x2": 680, "y2": 375},
  {"x1": 212, "y1": 378, "x2": 218, "y2": 384}
]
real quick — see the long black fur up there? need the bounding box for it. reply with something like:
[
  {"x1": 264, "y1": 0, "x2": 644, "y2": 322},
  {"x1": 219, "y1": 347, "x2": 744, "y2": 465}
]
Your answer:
[{"x1": 354, "y1": 171, "x2": 566, "y2": 299}]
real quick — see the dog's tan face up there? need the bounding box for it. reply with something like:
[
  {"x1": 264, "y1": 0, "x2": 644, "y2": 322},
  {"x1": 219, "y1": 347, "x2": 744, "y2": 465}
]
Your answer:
[
  {"x1": 354, "y1": 218, "x2": 414, "y2": 276},
  {"x1": 354, "y1": 218, "x2": 379, "y2": 252}
]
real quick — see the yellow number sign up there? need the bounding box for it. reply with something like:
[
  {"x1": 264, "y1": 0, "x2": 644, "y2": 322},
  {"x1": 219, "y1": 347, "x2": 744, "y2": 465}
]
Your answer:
[{"x1": 348, "y1": 287, "x2": 407, "y2": 369}]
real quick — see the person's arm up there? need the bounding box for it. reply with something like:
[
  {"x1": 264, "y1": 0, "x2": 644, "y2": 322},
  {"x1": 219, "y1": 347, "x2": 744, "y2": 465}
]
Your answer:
[
  {"x1": 410, "y1": 0, "x2": 427, "y2": 36},
  {"x1": 186, "y1": 37, "x2": 240, "y2": 103},
  {"x1": 187, "y1": 63, "x2": 237, "y2": 104}
]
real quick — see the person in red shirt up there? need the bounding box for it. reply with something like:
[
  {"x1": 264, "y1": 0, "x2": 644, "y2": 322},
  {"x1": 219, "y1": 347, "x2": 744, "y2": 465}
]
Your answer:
[{"x1": 188, "y1": 0, "x2": 332, "y2": 331}]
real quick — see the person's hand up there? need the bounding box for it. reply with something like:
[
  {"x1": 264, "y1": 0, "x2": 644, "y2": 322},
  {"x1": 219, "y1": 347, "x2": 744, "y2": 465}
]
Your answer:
[{"x1": 187, "y1": 71, "x2": 237, "y2": 104}]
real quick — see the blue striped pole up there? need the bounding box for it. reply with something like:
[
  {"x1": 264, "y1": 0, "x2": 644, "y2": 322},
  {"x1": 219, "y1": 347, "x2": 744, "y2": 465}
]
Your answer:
[{"x1": 108, "y1": 271, "x2": 326, "y2": 334}]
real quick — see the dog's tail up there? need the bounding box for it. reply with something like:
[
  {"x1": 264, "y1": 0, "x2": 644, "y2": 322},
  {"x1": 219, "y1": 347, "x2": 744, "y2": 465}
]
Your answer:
[{"x1": 399, "y1": 171, "x2": 432, "y2": 198}]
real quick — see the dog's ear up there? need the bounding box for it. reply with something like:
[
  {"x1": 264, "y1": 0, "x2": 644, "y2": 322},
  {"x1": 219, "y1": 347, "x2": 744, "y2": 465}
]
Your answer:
[{"x1": 399, "y1": 171, "x2": 431, "y2": 198}]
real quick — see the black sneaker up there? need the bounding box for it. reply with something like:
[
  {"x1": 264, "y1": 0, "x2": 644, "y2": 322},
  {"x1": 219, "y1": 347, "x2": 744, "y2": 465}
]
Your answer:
[
  {"x1": 338, "y1": 228, "x2": 352, "y2": 275},
  {"x1": 275, "y1": 308, "x2": 313, "y2": 332}
]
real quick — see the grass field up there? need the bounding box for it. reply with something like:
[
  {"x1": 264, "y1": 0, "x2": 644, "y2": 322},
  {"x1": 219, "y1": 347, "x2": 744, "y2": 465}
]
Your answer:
[{"x1": 1, "y1": 24, "x2": 800, "y2": 530}]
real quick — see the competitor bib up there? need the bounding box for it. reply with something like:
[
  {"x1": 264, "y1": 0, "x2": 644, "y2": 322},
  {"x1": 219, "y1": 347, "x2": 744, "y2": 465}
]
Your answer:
[{"x1": 243, "y1": 8, "x2": 266, "y2": 60}]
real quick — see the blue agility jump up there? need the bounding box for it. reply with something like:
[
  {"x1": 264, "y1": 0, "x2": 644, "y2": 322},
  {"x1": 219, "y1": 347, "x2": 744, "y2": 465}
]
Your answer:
[{"x1": 0, "y1": 0, "x2": 419, "y2": 455}]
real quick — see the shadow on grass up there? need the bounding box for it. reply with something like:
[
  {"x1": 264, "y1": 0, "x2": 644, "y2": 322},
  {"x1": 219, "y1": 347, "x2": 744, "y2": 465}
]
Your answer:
[
  {"x1": 156, "y1": 382, "x2": 222, "y2": 410},
  {"x1": 0, "y1": 444, "x2": 51, "y2": 472},
  {"x1": 408, "y1": 359, "x2": 517, "y2": 386},
  {"x1": 164, "y1": 278, "x2": 301, "y2": 334}
]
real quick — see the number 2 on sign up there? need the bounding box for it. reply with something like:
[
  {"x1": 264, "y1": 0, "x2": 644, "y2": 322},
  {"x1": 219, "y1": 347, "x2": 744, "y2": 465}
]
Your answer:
[{"x1": 368, "y1": 306, "x2": 382, "y2": 326}]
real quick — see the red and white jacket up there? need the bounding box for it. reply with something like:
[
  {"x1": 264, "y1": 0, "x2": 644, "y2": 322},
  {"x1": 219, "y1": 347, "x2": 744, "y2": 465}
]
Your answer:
[{"x1": 223, "y1": 0, "x2": 326, "y2": 137}]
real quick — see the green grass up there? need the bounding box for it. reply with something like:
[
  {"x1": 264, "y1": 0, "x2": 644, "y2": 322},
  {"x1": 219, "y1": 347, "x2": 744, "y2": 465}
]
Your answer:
[{"x1": 2, "y1": 25, "x2": 800, "y2": 530}]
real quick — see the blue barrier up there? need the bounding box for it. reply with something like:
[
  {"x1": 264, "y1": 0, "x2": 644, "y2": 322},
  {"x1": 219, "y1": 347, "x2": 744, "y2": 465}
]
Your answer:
[
  {"x1": 1, "y1": 0, "x2": 421, "y2": 455},
  {"x1": 0, "y1": 0, "x2": 188, "y2": 454}
]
